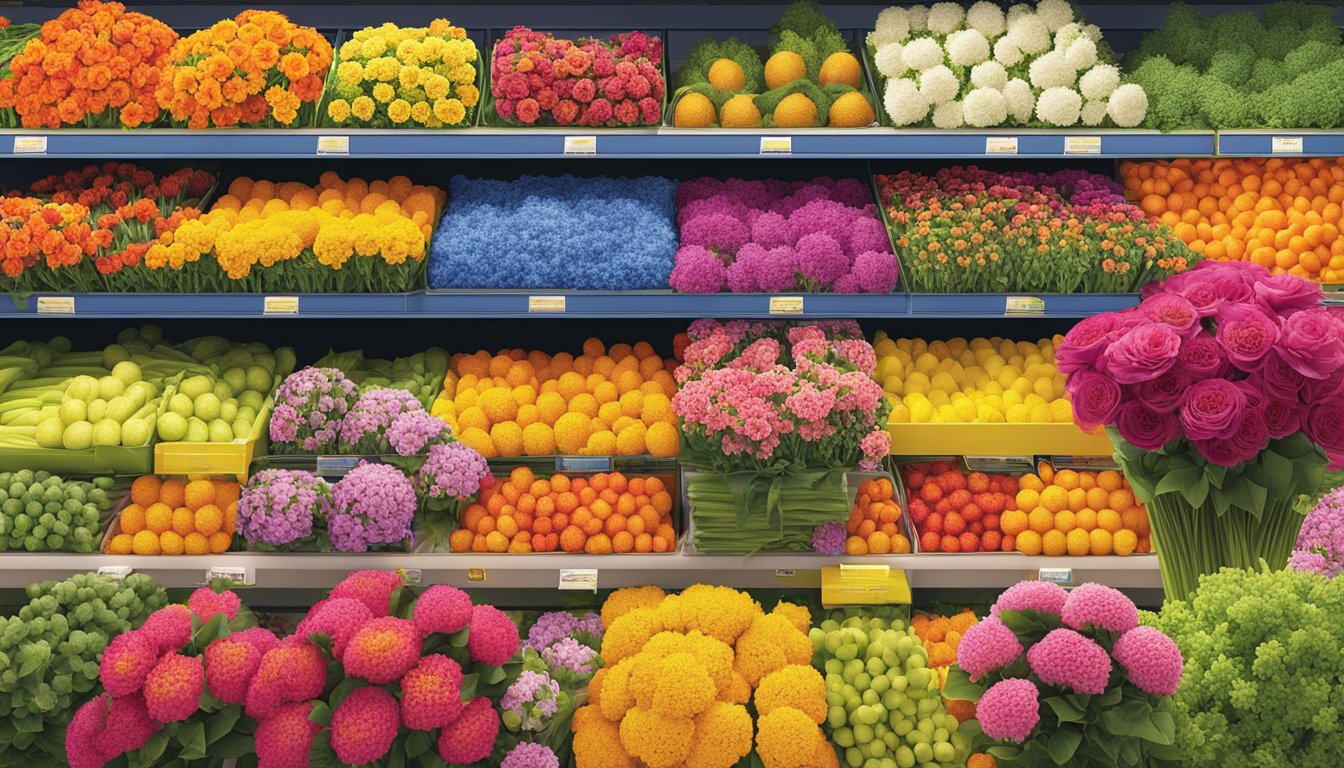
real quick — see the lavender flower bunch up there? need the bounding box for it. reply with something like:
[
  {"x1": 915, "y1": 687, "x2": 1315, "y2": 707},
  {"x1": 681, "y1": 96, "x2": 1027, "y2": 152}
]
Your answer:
[
  {"x1": 269, "y1": 367, "x2": 358, "y2": 454},
  {"x1": 339, "y1": 387, "x2": 427, "y2": 454},
  {"x1": 417, "y1": 441, "x2": 491, "y2": 500},
  {"x1": 1290, "y1": 486, "x2": 1344, "y2": 578},
  {"x1": 236, "y1": 469, "x2": 333, "y2": 547},
  {"x1": 501, "y1": 670, "x2": 566, "y2": 733},
  {"x1": 328, "y1": 461, "x2": 417, "y2": 552},
  {"x1": 525, "y1": 611, "x2": 604, "y2": 654}
]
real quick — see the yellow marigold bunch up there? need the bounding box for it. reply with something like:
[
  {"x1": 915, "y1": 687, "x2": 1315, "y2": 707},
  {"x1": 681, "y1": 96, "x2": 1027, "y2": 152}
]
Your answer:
[
  {"x1": 578, "y1": 585, "x2": 830, "y2": 768},
  {"x1": 155, "y1": 10, "x2": 332, "y2": 128},
  {"x1": 326, "y1": 19, "x2": 479, "y2": 128}
]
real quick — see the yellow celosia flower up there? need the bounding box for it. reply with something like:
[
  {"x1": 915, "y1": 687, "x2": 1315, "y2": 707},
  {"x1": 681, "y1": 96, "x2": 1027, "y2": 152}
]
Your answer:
[
  {"x1": 755, "y1": 708, "x2": 827, "y2": 768},
  {"x1": 359, "y1": 36, "x2": 386, "y2": 58},
  {"x1": 602, "y1": 586, "x2": 666, "y2": 629},
  {"x1": 351, "y1": 96, "x2": 375, "y2": 121},
  {"x1": 327, "y1": 99, "x2": 351, "y2": 123},
  {"x1": 754, "y1": 665, "x2": 826, "y2": 724},
  {"x1": 396, "y1": 38, "x2": 420, "y2": 66},
  {"x1": 687, "y1": 702, "x2": 753, "y2": 768},
  {"x1": 573, "y1": 706, "x2": 635, "y2": 768},
  {"x1": 387, "y1": 98, "x2": 412, "y2": 124},
  {"x1": 618, "y1": 707, "x2": 694, "y2": 768},
  {"x1": 442, "y1": 38, "x2": 473, "y2": 68}
]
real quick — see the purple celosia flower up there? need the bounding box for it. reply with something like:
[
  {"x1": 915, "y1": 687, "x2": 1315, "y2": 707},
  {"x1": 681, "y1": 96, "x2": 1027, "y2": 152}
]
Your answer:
[
  {"x1": 502, "y1": 742, "x2": 560, "y2": 768},
  {"x1": 812, "y1": 522, "x2": 845, "y2": 554},
  {"x1": 385, "y1": 410, "x2": 451, "y2": 456},
  {"x1": 329, "y1": 462, "x2": 417, "y2": 552},
  {"x1": 681, "y1": 212, "x2": 750, "y2": 254},
  {"x1": 501, "y1": 670, "x2": 561, "y2": 731},
  {"x1": 1291, "y1": 487, "x2": 1344, "y2": 578},
  {"x1": 1111, "y1": 626, "x2": 1183, "y2": 696},
  {"x1": 794, "y1": 232, "x2": 849, "y2": 289},
  {"x1": 543, "y1": 637, "x2": 600, "y2": 676},
  {"x1": 236, "y1": 469, "x2": 332, "y2": 547},
  {"x1": 270, "y1": 367, "x2": 358, "y2": 453},
  {"x1": 340, "y1": 388, "x2": 426, "y2": 453},
  {"x1": 851, "y1": 250, "x2": 900, "y2": 293},
  {"x1": 417, "y1": 441, "x2": 491, "y2": 499}
]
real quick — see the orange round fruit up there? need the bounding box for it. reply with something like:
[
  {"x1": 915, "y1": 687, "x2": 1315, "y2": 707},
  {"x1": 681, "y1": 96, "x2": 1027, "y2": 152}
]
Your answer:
[
  {"x1": 818, "y1": 51, "x2": 862, "y2": 88},
  {"x1": 107, "y1": 533, "x2": 134, "y2": 554},
  {"x1": 184, "y1": 480, "x2": 215, "y2": 511},
  {"x1": 119, "y1": 504, "x2": 146, "y2": 535},
  {"x1": 131, "y1": 530, "x2": 161, "y2": 555},
  {"x1": 184, "y1": 532, "x2": 209, "y2": 555},
  {"x1": 145, "y1": 503, "x2": 173, "y2": 535},
  {"x1": 772, "y1": 92, "x2": 818, "y2": 128},
  {"x1": 827, "y1": 91, "x2": 875, "y2": 127},
  {"x1": 208, "y1": 531, "x2": 232, "y2": 554},
  {"x1": 764, "y1": 51, "x2": 806, "y2": 89},
  {"x1": 130, "y1": 475, "x2": 161, "y2": 507},
  {"x1": 707, "y1": 58, "x2": 746, "y2": 92},
  {"x1": 673, "y1": 92, "x2": 717, "y2": 128}
]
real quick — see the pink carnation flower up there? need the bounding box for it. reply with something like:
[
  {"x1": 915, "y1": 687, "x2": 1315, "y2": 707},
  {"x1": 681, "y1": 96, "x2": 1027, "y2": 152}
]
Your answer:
[
  {"x1": 1027, "y1": 628, "x2": 1112, "y2": 695},
  {"x1": 991, "y1": 580, "x2": 1068, "y2": 616},
  {"x1": 329, "y1": 570, "x2": 402, "y2": 617},
  {"x1": 93, "y1": 692, "x2": 156, "y2": 757},
  {"x1": 204, "y1": 637, "x2": 263, "y2": 705},
  {"x1": 976, "y1": 678, "x2": 1040, "y2": 742},
  {"x1": 956, "y1": 615, "x2": 1023, "y2": 681},
  {"x1": 467, "y1": 604, "x2": 521, "y2": 666},
  {"x1": 188, "y1": 587, "x2": 241, "y2": 623},
  {"x1": 438, "y1": 696, "x2": 500, "y2": 764},
  {"x1": 401, "y1": 654, "x2": 465, "y2": 729},
  {"x1": 256, "y1": 701, "x2": 321, "y2": 768},
  {"x1": 331, "y1": 686, "x2": 401, "y2": 765},
  {"x1": 344, "y1": 617, "x2": 422, "y2": 684},
  {"x1": 296, "y1": 597, "x2": 374, "y2": 659},
  {"x1": 66, "y1": 693, "x2": 113, "y2": 768},
  {"x1": 414, "y1": 584, "x2": 473, "y2": 636},
  {"x1": 100, "y1": 631, "x2": 157, "y2": 696},
  {"x1": 1061, "y1": 582, "x2": 1139, "y2": 634},
  {"x1": 143, "y1": 653, "x2": 205, "y2": 722},
  {"x1": 1112, "y1": 626, "x2": 1183, "y2": 696},
  {"x1": 139, "y1": 604, "x2": 193, "y2": 655}
]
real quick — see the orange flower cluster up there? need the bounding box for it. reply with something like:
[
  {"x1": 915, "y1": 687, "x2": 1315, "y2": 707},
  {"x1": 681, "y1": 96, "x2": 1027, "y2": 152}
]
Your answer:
[
  {"x1": 0, "y1": 197, "x2": 104, "y2": 284},
  {"x1": 156, "y1": 10, "x2": 332, "y2": 128},
  {"x1": 0, "y1": 1, "x2": 176, "y2": 128}
]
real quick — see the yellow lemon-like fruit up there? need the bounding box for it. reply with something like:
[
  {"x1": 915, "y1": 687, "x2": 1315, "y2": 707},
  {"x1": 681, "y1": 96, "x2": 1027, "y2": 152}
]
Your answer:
[
  {"x1": 1042, "y1": 529, "x2": 1067, "y2": 557},
  {"x1": 772, "y1": 92, "x2": 818, "y2": 127},
  {"x1": 764, "y1": 51, "x2": 807, "y2": 89},
  {"x1": 818, "y1": 51, "x2": 862, "y2": 88},
  {"x1": 1089, "y1": 528, "x2": 1113, "y2": 556},
  {"x1": 719, "y1": 93, "x2": 762, "y2": 128},
  {"x1": 827, "y1": 90, "x2": 874, "y2": 127},
  {"x1": 1113, "y1": 529, "x2": 1138, "y2": 556},
  {"x1": 674, "y1": 92, "x2": 717, "y2": 128},
  {"x1": 1066, "y1": 528, "x2": 1091, "y2": 557},
  {"x1": 708, "y1": 58, "x2": 746, "y2": 91}
]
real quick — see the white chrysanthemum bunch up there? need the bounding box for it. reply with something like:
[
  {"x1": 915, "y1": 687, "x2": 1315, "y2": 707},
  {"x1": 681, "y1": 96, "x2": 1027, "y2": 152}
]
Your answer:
[{"x1": 867, "y1": 0, "x2": 1147, "y2": 128}]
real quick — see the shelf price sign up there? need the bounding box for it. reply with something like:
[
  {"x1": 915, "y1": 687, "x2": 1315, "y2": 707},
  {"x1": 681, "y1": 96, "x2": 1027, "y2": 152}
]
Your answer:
[
  {"x1": 1271, "y1": 136, "x2": 1304, "y2": 154},
  {"x1": 36, "y1": 296, "x2": 75, "y2": 315},
  {"x1": 316, "y1": 136, "x2": 350, "y2": 155},
  {"x1": 263, "y1": 295, "x2": 300, "y2": 315},
  {"x1": 12, "y1": 136, "x2": 47, "y2": 154},
  {"x1": 528, "y1": 295, "x2": 567, "y2": 313},
  {"x1": 1064, "y1": 136, "x2": 1101, "y2": 155},
  {"x1": 564, "y1": 135, "x2": 597, "y2": 155},
  {"x1": 759, "y1": 136, "x2": 792, "y2": 154},
  {"x1": 769, "y1": 296, "x2": 804, "y2": 315},
  {"x1": 559, "y1": 568, "x2": 598, "y2": 592},
  {"x1": 1005, "y1": 296, "x2": 1045, "y2": 315},
  {"x1": 985, "y1": 136, "x2": 1018, "y2": 155},
  {"x1": 1038, "y1": 567, "x2": 1074, "y2": 585}
]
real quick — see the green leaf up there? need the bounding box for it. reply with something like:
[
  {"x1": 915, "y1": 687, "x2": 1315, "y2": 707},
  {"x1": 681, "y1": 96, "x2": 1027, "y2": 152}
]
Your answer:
[
  {"x1": 328, "y1": 678, "x2": 361, "y2": 711},
  {"x1": 139, "y1": 731, "x2": 171, "y2": 765},
  {"x1": 211, "y1": 734, "x2": 257, "y2": 759},
  {"x1": 941, "y1": 665, "x2": 986, "y2": 703},
  {"x1": 177, "y1": 720, "x2": 207, "y2": 760},
  {"x1": 389, "y1": 745, "x2": 407, "y2": 768},
  {"x1": 192, "y1": 613, "x2": 228, "y2": 649},
  {"x1": 309, "y1": 701, "x2": 332, "y2": 728},
  {"x1": 459, "y1": 672, "x2": 479, "y2": 702},
  {"x1": 483, "y1": 664, "x2": 507, "y2": 685},
  {"x1": 11, "y1": 715, "x2": 41, "y2": 735},
  {"x1": 1046, "y1": 726, "x2": 1082, "y2": 765},
  {"x1": 405, "y1": 730, "x2": 433, "y2": 759},
  {"x1": 448, "y1": 628, "x2": 470, "y2": 648},
  {"x1": 307, "y1": 730, "x2": 338, "y2": 768},
  {"x1": 1154, "y1": 466, "x2": 1203, "y2": 503},
  {"x1": 1044, "y1": 695, "x2": 1086, "y2": 724}
]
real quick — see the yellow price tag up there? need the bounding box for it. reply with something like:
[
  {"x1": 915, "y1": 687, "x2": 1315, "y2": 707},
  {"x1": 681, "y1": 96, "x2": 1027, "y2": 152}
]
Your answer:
[
  {"x1": 821, "y1": 564, "x2": 911, "y2": 606},
  {"x1": 36, "y1": 296, "x2": 75, "y2": 315},
  {"x1": 528, "y1": 295, "x2": 567, "y2": 313},
  {"x1": 769, "y1": 296, "x2": 804, "y2": 315},
  {"x1": 759, "y1": 136, "x2": 793, "y2": 154},
  {"x1": 263, "y1": 296, "x2": 299, "y2": 315}
]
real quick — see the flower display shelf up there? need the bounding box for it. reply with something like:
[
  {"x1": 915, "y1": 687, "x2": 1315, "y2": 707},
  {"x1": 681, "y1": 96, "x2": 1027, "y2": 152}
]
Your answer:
[
  {"x1": 1216, "y1": 130, "x2": 1344, "y2": 157},
  {"x1": 886, "y1": 422, "x2": 1112, "y2": 457}
]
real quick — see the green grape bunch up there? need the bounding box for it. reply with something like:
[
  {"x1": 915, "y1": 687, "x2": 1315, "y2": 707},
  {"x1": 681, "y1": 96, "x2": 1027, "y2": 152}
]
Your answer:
[{"x1": 0, "y1": 470, "x2": 116, "y2": 553}]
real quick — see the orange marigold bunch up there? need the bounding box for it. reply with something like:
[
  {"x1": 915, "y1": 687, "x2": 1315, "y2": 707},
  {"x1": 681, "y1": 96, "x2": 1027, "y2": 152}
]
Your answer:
[
  {"x1": 0, "y1": 1, "x2": 176, "y2": 128},
  {"x1": 155, "y1": 10, "x2": 332, "y2": 128},
  {"x1": 0, "y1": 197, "x2": 105, "y2": 289}
]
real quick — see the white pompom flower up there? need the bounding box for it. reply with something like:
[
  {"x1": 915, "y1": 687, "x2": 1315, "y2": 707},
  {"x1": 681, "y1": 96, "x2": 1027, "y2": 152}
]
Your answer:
[
  {"x1": 1107, "y1": 83, "x2": 1148, "y2": 127},
  {"x1": 875, "y1": 42, "x2": 908, "y2": 78},
  {"x1": 1035, "y1": 86, "x2": 1082, "y2": 126},
  {"x1": 1052, "y1": 23, "x2": 1086, "y2": 51},
  {"x1": 927, "y1": 2, "x2": 966, "y2": 35},
  {"x1": 971, "y1": 60, "x2": 1008, "y2": 91},
  {"x1": 1006, "y1": 4, "x2": 1032, "y2": 23},
  {"x1": 993, "y1": 36, "x2": 1024, "y2": 68},
  {"x1": 932, "y1": 99, "x2": 964, "y2": 129},
  {"x1": 1082, "y1": 24, "x2": 1103, "y2": 43},
  {"x1": 946, "y1": 29, "x2": 991, "y2": 67},
  {"x1": 1078, "y1": 64, "x2": 1120, "y2": 101},
  {"x1": 963, "y1": 87, "x2": 1008, "y2": 127},
  {"x1": 1036, "y1": 0, "x2": 1076, "y2": 32},
  {"x1": 874, "y1": 6, "x2": 911, "y2": 44},
  {"x1": 1028, "y1": 51, "x2": 1076, "y2": 90},
  {"x1": 966, "y1": 1, "x2": 1007, "y2": 38},
  {"x1": 1003, "y1": 78, "x2": 1035, "y2": 123},
  {"x1": 884, "y1": 77, "x2": 931, "y2": 126},
  {"x1": 907, "y1": 5, "x2": 929, "y2": 32},
  {"x1": 1080, "y1": 98, "x2": 1108, "y2": 126},
  {"x1": 918, "y1": 65, "x2": 960, "y2": 105},
  {"x1": 1064, "y1": 37, "x2": 1098, "y2": 70},
  {"x1": 902, "y1": 37, "x2": 945, "y2": 71},
  {"x1": 1006, "y1": 14, "x2": 1050, "y2": 55}
]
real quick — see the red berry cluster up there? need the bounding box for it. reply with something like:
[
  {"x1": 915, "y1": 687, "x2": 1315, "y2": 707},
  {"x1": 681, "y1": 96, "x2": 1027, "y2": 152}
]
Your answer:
[{"x1": 901, "y1": 461, "x2": 1020, "y2": 554}]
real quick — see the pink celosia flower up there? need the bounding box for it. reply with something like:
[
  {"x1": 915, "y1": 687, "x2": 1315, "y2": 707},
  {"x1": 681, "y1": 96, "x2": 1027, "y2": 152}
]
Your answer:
[
  {"x1": 1061, "y1": 582, "x2": 1139, "y2": 634},
  {"x1": 1027, "y1": 628, "x2": 1112, "y2": 695},
  {"x1": 139, "y1": 604, "x2": 193, "y2": 655},
  {"x1": 65, "y1": 693, "x2": 113, "y2": 768},
  {"x1": 344, "y1": 617, "x2": 422, "y2": 684},
  {"x1": 414, "y1": 584, "x2": 473, "y2": 636},
  {"x1": 143, "y1": 653, "x2": 205, "y2": 722},
  {"x1": 331, "y1": 686, "x2": 401, "y2": 765},
  {"x1": 204, "y1": 637, "x2": 263, "y2": 705},
  {"x1": 991, "y1": 580, "x2": 1068, "y2": 616},
  {"x1": 438, "y1": 696, "x2": 500, "y2": 764},
  {"x1": 100, "y1": 631, "x2": 157, "y2": 696},
  {"x1": 467, "y1": 604, "x2": 521, "y2": 667},
  {"x1": 188, "y1": 587, "x2": 241, "y2": 622},
  {"x1": 1111, "y1": 626, "x2": 1183, "y2": 696},
  {"x1": 400, "y1": 654, "x2": 465, "y2": 729},
  {"x1": 956, "y1": 615, "x2": 1023, "y2": 681},
  {"x1": 296, "y1": 597, "x2": 374, "y2": 658},
  {"x1": 93, "y1": 692, "x2": 157, "y2": 757},
  {"x1": 245, "y1": 642, "x2": 328, "y2": 720},
  {"x1": 977, "y1": 678, "x2": 1040, "y2": 742},
  {"x1": 329, "y1": 570, "x2": 402, "y2": 618},
  {"x1": 255, "y1": 701, "x2": 321, "y2": 768}
]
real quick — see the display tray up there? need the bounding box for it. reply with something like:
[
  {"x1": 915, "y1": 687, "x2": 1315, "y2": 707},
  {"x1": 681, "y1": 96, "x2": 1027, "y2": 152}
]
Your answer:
[{"x1": 886, "y1": 422, "x2": 1112, "y2": 458}]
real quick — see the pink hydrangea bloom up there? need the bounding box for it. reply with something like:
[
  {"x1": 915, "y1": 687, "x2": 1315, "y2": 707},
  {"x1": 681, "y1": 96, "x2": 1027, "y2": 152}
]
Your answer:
[
  {"x1": 1061, "y1": 582, "x2": 1140, "y2": 634},
  {"x1": 229, "y1": 626, "x2": 281, "y2": 655},
  {"x1": 331, "y1": 686, "x2": 401, "y2": 765},
  {"x1": 93, "y1": 692, "x2": 156, "y2": 757},
  {"x1": 245, "y1": 642, "x2": 329, "y2": 720},
  {"x1": 1027, "y1": 628, "x2": 1112, "y2": 695},
  {"x1": 344, "y1": 617, "x2": 422, "y2": 684},
  {"x1": 329, "y1": 570, "x2": 402, "y2": 617},
  {"x1": 401, "y1": 654, "x2": 465, "y2": 729},
  {"x1": 100, "y1": 631, "x2": 157, "y2": 696},
  {"x1": 204, "y1": 637, "x2": 262, "y2": 705},
  {"x1": 143, "y1": 653, "x2": 205, "y2": 722},
  {"x1": 414, "y1": 584, "x2": 473, "y2": 636},
  {"x1": 187, "y1": 587, "x2": 241, "y2": 623},
  {"x1": 139, "y1": 604, "x2": 193, "y2": 655},
  {"x1": 467, "y1": 604, "x2": 521, "y2": 666},
  {"x1": 438, "y1": 696, "x2": 500, "y2": 764},
  {"x1": 256, "y1": 701, "x2": 321, "y2": 768},
  {"x1": 1112, "y1": 626, "x2": 1183, "y2": 696},
  {"x1": 977, "y1": 678, "x2": 1040, "y2": 742},
  {"x1": 65, "y1": 693, "x2": 113, "y2": 768},
  {"x1": 991, "y1": 580, "x2": 1068, "y2": 616},
  {"x1": 296, "y1": 597, "x2": 374, "y2": 658},
  {"x1": 956, "y1": 614, "x2": 1023, "y2": 681}
]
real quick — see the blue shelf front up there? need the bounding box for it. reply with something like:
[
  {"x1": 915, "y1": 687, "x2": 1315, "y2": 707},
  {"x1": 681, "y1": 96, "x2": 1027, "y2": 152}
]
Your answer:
[
  {"x1": 2, "y1": 293, "x2": 414, "y2": 318},
  {"x1": 0, "y1": 129, "x2": 1215, "y2": 160},
  {"x1": 907, "y1": 293, "x2": 1141, "y2": 318},
  {"x1": 1216, "y1": 131, "x2": 1344, "y2": 157}
]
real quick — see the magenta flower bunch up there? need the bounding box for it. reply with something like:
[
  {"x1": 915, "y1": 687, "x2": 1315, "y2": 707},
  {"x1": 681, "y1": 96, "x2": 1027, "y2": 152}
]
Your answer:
[
  {"x1": 1290, "y1": 486, "x2": 1344, "y2": 578},
  {"x1": 672, "y1": 320, "x2": 890, "y2": 471},
  {"x1": 947, "y1": 581, "x2": 1183, "y2": 768},
  {"x1": 669, "y1": 176, "x2": 900, "y2": 294},
  {"x1": 491, "y1": 26, "x2": 664, "y2": 127}
]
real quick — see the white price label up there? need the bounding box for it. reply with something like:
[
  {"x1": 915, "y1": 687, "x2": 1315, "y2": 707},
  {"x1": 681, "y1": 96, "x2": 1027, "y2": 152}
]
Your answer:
[
  {"x1": 759, "y1": 136, "x2": 792, "y2": 154},
  {"x1": 774, "y1": 569, "x2": 797, "y2": 578},
  {"x1": 396, "y1": 568, "x2": 423, "y2": 584},
  {"x1": 13, "y1": 136, "x2": 47, "y2": 154},
  {"x1": 206, "y1": 566, "x2": 252, "y2": 585},
  {"x1": 528, "y1": 295, "x2": 567, "y2": 313},
  {"x1": 97, "y1": 566, "x2": 133, "y2": 580},
  {"x1": 563, "y1": 135, "x2": 597, "y2": 155},
  {"x1": 36, "y1": 296, "x2": 75, "y2": 315},
  {"x1": 316, "y1": 136, "x2": 350, "y2": 155},
  {"x1": 1271, "y1": 136, "x2": 1304, "y2": 154},
  {"x1": 559, "y1": 568, "x2": 598, "y2": 592},
  {"x1": 985, "y1": 136, "x2": 1018, "y2": 155},
  {"x1": 263, "y1": 295, "x2": 299, "y2": 315},
  {"x1": 1005, "y1": 296, "x2": 1045, "y2": 315},
  {"x1": 1064, "y1": 136, "x2": 1101, "y2": 155},
  {"x1": 769, "y1": 296, "x2": 804, "y2": 315},
  {"x1": 1038, "y1": 568, "x2": 1074, "y2": 585}
]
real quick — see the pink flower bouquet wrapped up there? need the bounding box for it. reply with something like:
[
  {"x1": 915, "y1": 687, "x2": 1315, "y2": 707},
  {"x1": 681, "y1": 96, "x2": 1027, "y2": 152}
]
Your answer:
[
  {"x1": 1057, "y1": 260, "x2": 1342, "y2": 599},
  {"x1": 490, "y1": 27, "x2": 665, "y2": 127}
]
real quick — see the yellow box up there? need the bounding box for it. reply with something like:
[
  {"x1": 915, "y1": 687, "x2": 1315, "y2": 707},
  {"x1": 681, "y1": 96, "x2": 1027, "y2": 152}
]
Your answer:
[
  {"x1": 154, "y1": 403, "x2": 270, "y2": 481},
  {"x1": 887, "y1": 422, "x2": 1111, "y2": 457}
]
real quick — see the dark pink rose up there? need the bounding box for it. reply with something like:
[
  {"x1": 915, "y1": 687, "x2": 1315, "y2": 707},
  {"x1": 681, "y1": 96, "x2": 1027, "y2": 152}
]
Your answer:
[
  {"x1": 1177, "y1": 280, "x2": 1227, "y2": 318},
  {"x1": 593, "y1": 56, "x2": 615, "y2": 77},
  {"x1": 1234, "y1": 379, "x2": 1264, "y2": 411},
  {"x1": 1133, "y1": 368, "x2": 1188, "y2": 414},
  {"x1": 496, "y1": 98, "x2": 516, "y2": 120},
  {"x1": 1279, "y1": 308, "x2": 1344, "y2": 380},
  {"x1": 1057, "y1": 313, "x2": 1122, "y2": 375},
  {"x1": 1101, "y1": 323, "x2": 1183, "y2": 384},
  {"x1": 1215, "y1": 304, "x2": 1278, "y2": 370},
  {"x1": 1180, "y1": 379, "x2": 1247, "y2": 440},
  {"x1": 1262, "y1": 398, "x2": 1302, "y2": 439},
  {"x1": 1254, "y1": 273, "x2": 1322, "y2": 315},
  {"x1": 1142, "y1": 293, "x2": 1201, "y2": 338},
  {"x1": 1229, "y1": 409, "x2": 1269, "y2": 460},
  {"x1": 1066, "y1": 371, "x2": 1122, "y2": 428},
  {"x1": 1193, "y1": 436, "x2": 1252, "y2": 467},
  {"x1": 1177, "y1": 332, "x2": 1230, "y2": 380},
  {"x1": 601, "y1": 76, "x2": 626, "y2": 101},
  {"x1": 1115, "y1": 401, "x2": 1180, "y2": 450},
  {"x1": 1260, "y1": 351, "x2": 1307, "y2": 396},
  {"x1": 1305, "y1": 402, "x2": 1344, "y2": 453}
]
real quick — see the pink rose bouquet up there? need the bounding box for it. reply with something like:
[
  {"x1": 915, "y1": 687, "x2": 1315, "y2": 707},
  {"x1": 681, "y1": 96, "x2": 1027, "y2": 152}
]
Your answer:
[
  {"x1": 490, "y1": 27, "x2": 664, "y2": 127},
  {"x1": 944, "y1": 581, "x2": 1183, "y2": 768},
  {"x1": 1058, "y1": 260, "x2": 1341, "y2": 599}
]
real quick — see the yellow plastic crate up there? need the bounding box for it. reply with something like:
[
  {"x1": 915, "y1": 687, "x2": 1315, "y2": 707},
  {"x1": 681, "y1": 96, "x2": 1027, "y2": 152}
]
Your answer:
[
  {"x1": 886, "y1": 422, "x2": 1111, "y2": 457},
  {"x1": 153, "y1": 402, "x2": 271, "y2": 481}
]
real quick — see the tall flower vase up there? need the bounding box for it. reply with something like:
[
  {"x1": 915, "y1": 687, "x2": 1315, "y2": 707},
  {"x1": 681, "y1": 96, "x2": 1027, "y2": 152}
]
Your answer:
[{"x1": 1109, "y1": 428, "x2": 1326, "y2": 602}]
